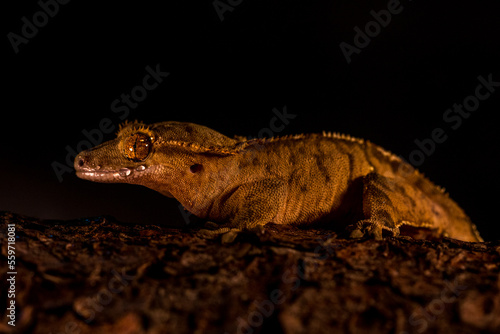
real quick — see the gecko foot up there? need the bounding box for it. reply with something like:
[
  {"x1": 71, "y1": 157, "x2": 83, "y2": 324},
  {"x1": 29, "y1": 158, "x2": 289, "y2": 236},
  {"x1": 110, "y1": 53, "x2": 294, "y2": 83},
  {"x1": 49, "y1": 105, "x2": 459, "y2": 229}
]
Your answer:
[
  {"x1": 348, "y1": 220, "x2": 401, "y2": 240},
  {"x1": 348, "y1": 220, "x2": 383, "y2": 240},
  {"x1": 197, "y1": 227, "x2": 242, "y2": 244}
]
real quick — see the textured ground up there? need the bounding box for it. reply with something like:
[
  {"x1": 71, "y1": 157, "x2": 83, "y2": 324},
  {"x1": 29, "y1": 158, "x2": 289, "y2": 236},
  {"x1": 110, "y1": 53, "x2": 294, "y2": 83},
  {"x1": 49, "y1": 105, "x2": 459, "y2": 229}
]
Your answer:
[{"x1": 1, "y1": 211, "x2": 499, "y2": 334}]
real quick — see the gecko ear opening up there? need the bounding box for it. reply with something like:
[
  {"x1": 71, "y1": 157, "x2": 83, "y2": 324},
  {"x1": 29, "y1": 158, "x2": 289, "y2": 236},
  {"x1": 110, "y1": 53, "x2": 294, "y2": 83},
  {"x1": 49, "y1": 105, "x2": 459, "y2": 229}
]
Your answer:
[
  {"x1": 189, "y1": 164, "x2": 203, "y2": 173},
  {"x1": 124, "y1": 132, "x2": 153, "y2": 162}
]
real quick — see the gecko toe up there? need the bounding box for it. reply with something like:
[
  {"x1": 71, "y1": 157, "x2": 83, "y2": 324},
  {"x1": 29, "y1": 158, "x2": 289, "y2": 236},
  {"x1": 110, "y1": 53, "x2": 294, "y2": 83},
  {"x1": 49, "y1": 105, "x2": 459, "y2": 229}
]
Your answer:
[
  {"x1": 197, "y1": 229, "x2": 221, "y2": 240},
  {"x1": 369, "y1": 226, "x2": 383, "y2": 240},
  {"x1": 221, "y1": 230, "x2": 239, "y2": 244},
  {"x1": 349, "y1": 229, "x2": 365, "y2": 239}
]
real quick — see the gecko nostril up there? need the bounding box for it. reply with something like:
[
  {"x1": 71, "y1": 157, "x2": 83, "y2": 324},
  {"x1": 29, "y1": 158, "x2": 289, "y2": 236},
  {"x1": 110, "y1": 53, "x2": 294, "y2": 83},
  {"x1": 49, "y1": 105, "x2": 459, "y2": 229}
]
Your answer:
[{"x1": 78, "y1": 159, "x2": 85, "y2": 167}]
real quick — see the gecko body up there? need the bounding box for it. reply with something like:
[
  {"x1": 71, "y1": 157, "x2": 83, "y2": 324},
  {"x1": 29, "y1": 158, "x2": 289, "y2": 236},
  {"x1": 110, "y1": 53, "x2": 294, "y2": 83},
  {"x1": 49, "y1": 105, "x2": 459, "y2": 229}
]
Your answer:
[{"x1": 74, "y1": 121, "x2": 482, "y2": 242}]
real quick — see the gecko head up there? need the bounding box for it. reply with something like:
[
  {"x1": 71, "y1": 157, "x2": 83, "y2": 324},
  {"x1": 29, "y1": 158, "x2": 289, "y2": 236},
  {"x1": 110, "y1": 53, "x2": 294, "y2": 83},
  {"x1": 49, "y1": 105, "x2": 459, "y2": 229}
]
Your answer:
[
  {"x1": 74, "y1": 120, "x2": 238, "y2": 192},
  {"x1": 74, "y1": 121, "x2": 160, "y2": 184},
  {"x1": 75, "y1": 120, "x2": 239, "y2": 201}
]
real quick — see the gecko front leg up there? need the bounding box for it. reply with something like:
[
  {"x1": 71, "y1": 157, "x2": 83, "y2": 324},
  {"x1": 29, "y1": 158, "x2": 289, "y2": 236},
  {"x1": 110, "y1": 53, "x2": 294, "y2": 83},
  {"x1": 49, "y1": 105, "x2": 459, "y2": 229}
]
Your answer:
[{"x1": 197, "y1": 179, "x2": 287, "y2": 242}]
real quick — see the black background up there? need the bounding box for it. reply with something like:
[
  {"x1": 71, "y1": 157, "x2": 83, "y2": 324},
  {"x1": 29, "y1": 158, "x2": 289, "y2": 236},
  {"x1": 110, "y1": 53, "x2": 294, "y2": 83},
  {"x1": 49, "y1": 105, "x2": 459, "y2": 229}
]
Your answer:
[{"x1": 3, "y1": 0, "x2": 500, "y2": 239}]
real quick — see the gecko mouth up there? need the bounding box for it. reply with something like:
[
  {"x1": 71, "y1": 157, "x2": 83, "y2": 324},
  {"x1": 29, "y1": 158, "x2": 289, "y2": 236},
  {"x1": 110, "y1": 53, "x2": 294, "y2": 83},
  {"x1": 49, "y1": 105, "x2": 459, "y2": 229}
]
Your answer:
[{"x1": 75, "y1": 165, "x2": 154, "y2": 183}]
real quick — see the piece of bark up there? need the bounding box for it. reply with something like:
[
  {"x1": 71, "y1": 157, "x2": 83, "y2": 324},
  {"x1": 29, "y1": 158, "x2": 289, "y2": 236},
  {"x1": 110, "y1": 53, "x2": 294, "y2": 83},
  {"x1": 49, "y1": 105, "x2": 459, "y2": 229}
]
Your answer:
[{"x1": 1, "y1": 211, "x2": 499, "y2": 334}]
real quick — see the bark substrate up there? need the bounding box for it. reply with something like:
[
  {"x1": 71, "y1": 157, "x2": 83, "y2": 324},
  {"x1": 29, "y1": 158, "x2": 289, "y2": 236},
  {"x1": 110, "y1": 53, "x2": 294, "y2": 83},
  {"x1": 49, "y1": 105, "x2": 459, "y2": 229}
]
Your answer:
[{"x1": 1, "y1": 211, "x2": 499, "y2": 334}]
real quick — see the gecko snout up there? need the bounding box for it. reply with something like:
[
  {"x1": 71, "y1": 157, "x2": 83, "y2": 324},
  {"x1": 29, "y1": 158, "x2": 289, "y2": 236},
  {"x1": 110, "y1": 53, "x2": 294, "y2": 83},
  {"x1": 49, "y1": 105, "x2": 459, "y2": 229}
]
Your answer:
[
  {"x1": 74, "y1": 150, "x2": 102, "y2": 172},
  {"x1": 74, "y1": 152, "x2": 90, "y2": 172}
]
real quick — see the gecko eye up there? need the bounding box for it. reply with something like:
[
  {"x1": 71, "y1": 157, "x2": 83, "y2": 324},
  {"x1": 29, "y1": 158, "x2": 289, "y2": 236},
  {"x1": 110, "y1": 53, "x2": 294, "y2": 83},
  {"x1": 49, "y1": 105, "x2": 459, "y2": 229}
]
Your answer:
[{"x1": 124, "y1": 133, "x2": 152, "y2": 162}]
